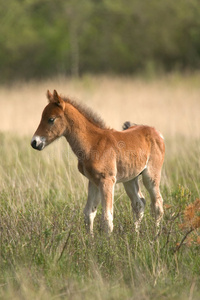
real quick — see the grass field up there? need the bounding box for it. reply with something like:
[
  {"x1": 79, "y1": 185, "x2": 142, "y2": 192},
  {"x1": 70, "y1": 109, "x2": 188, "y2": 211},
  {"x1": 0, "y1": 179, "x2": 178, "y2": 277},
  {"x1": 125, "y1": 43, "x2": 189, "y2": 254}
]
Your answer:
[{"x1": 0, "y1": 74, "x2": 200, "y2": 299}]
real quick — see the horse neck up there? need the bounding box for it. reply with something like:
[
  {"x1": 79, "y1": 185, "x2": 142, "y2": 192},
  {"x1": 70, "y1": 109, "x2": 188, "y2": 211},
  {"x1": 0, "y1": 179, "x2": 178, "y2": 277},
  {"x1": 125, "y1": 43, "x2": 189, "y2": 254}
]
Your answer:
[{"x1": 63, "y1": 104, "x2": 102, "y2": 157}]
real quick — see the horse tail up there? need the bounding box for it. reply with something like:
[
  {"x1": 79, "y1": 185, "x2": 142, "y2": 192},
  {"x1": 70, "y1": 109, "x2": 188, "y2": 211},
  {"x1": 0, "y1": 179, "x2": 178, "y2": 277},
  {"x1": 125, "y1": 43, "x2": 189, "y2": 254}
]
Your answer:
[{"x1": 122, "y1": 121, "x2": 136, "y2": 131}]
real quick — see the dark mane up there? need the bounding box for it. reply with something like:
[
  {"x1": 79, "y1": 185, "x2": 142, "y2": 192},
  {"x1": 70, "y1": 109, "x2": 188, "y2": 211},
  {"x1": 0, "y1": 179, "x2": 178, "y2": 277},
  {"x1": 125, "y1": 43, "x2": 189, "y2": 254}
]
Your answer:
[{"x1": 63, "y1": 96, "x2": 108, "y2": 130}]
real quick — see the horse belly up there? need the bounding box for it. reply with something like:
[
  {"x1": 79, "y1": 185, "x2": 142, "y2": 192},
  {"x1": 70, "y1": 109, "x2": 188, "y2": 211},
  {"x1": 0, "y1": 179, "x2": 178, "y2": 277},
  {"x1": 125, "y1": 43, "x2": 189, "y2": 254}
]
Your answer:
[{"x1": 116, "y1": 162, "x2": 144, "y2": 183}]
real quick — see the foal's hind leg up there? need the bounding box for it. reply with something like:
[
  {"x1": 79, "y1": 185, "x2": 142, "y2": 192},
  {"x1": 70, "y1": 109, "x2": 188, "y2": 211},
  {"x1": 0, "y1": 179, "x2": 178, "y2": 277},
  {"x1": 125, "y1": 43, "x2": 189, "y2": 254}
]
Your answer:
[
  {"x1": 142, "y1": 168, "x2": 164, "y2": 227},
  {"x1": 84, "y1": 181, "x2": 101, "y2": 235},
  {"x1": 123, "y1": 177, "x2": 146, "y2": 232}
]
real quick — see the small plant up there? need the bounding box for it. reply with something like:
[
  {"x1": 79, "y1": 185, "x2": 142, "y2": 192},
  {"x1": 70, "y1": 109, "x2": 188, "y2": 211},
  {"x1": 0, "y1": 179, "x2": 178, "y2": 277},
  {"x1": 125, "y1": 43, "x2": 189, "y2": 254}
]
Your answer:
[{"x1": 175, "y1": 198, "x2": 200, "y2": 252}]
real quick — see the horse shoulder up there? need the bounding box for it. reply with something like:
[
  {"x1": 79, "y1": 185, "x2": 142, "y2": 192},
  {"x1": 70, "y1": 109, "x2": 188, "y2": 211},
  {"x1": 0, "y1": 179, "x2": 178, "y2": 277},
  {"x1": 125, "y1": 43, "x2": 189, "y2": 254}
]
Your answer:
[{"x1": 79, "y1": 131, "x2": 117, "y2": 184}]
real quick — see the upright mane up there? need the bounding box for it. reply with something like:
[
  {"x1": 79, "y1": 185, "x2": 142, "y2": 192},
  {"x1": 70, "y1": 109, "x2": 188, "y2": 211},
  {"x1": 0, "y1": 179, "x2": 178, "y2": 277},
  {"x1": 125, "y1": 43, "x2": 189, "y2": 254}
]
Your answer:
[{"x1": 63, "y1": 96, "x2": 108, "y2": 130}]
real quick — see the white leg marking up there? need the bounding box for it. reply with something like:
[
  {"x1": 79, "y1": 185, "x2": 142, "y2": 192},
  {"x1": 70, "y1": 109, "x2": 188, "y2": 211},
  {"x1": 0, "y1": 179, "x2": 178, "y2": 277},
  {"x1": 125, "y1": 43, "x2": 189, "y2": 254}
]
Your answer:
[
  {"x1": 100, "y1": 177, "x2": 116, "y2": 234},
  {"x1": 84, "y1": 182, "x2": 100, "y2": 235}
]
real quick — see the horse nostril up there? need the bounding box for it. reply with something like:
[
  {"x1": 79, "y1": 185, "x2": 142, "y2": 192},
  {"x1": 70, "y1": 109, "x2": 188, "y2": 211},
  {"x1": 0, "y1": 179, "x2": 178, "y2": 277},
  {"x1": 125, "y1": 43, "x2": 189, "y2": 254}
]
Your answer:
[
  {"x1": 37, "y1": 142, "x2": 44, "y2": 151},
  {"x1": 31, "y1": 136, "x2": 45, "y2": 150},
  {"x1": 31, "y1": 137, "x2": 45, "y2": 151},
  {"x1": 31, "y1": 139, "x2": 37, "y2": 149}
]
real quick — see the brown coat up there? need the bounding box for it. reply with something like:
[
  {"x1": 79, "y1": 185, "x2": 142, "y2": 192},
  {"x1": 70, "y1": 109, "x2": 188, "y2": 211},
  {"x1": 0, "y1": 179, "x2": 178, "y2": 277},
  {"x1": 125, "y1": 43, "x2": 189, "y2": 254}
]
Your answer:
[{"x1": 31, "y1": 90, "x2": 165, "y2": 235}]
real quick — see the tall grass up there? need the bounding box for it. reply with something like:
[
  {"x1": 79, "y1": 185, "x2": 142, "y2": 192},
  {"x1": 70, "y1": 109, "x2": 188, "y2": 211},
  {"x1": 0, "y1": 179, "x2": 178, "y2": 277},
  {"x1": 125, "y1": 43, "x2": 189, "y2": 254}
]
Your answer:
[{"x1": 0, "y1": 75, "x2": 200, "y2": 299}]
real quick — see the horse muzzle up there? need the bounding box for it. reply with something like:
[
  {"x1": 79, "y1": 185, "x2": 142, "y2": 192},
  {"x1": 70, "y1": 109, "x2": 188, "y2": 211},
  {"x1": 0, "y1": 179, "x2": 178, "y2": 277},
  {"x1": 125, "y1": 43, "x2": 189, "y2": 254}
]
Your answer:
[{"x1": 31, "y1": 135, "x2": 46, "y2": 151}]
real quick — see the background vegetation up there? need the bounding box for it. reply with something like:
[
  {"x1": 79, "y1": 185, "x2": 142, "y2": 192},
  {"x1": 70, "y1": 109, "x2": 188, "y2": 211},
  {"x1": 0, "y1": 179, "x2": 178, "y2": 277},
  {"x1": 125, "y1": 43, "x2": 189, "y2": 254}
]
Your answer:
[
  {"x1": 1, "y1": 0, "x2": 200, "y2": 82},
  {"x1": 1, "y1": 0, "x2": 200, "y2": 298},
  {"x1": 0, "y1": 75, "x2": 200, "y2": 299}
]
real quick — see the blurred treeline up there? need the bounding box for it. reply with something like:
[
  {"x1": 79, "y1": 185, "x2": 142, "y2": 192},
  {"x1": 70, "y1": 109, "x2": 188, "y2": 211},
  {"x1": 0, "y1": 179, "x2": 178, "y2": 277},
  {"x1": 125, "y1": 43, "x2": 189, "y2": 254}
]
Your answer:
[{"x1": 1, "y1": 0, "x2": 200, "y2": 82}]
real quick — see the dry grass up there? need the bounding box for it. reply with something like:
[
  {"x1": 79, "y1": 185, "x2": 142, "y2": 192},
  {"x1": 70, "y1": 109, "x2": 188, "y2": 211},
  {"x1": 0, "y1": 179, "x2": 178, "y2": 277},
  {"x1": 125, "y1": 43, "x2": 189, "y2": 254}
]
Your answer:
[
  {"x1": 1, "y1": 74, "x2": 200, "y2": 138},
  {"x1": 0, "y1": 74, "x2": 200, "y2": 300}
]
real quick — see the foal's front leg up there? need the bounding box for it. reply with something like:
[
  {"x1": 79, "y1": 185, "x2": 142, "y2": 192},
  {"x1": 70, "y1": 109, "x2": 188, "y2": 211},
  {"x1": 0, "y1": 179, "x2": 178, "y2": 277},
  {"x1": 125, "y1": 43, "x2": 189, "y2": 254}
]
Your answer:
[
  {"x1": 99, "y1": 176, "x2": 116, "y2": 234},
  {"x1": 84, "y1": 181, "x2": 100, "y2": 236}
]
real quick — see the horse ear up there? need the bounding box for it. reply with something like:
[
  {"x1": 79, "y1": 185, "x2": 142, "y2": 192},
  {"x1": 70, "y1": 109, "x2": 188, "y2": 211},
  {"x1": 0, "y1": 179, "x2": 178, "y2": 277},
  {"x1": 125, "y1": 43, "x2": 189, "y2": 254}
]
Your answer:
[
  {"x1": 47, "y1": 90, "x2": 54, "y2": 102},
  {"x1": 53, "y1": 90, "x2": 65, "y2": 110}
]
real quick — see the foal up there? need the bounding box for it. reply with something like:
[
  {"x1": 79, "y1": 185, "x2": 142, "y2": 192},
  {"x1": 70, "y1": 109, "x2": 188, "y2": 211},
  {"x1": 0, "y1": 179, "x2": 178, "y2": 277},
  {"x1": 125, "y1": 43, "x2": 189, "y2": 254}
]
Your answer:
[{"x1": 31, "y1": 90, "x2": 165, "y2": 235}]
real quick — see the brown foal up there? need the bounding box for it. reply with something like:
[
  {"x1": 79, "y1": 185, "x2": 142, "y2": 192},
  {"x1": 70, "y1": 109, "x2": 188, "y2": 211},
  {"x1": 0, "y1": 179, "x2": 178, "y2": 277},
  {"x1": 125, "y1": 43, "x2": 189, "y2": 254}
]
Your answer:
[{"x1": 31, "y1": 90, "x2": 165, "y2": 235}]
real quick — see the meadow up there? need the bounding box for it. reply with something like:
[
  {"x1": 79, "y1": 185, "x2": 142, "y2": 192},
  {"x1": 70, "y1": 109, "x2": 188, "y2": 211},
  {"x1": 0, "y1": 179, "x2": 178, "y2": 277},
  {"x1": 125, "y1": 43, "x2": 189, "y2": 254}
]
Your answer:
[{"x1": 0, "y1": 74, "x2": 200, "y2": 299}]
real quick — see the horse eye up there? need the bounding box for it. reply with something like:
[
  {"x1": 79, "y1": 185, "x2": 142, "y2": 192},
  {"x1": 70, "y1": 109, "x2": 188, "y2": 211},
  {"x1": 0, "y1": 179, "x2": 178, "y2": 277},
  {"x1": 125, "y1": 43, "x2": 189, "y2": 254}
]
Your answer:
[{"x1": 48, "y1": 117, "x2": 55, "y2": 124}]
